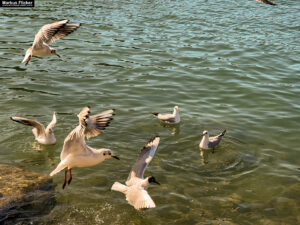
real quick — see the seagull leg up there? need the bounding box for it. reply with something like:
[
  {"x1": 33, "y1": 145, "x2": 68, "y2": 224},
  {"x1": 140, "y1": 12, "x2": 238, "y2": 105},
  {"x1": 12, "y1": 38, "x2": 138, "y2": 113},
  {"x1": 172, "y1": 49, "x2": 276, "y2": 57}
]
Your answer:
[
  {"x1": 25, "y1": 55, "x2": 31, "y2": 66},
  {"x1": 62, "y1": 169, "x2": 68, "y2": 189},
  {"x1": 67, "y1": 169, "x2": 72, "y2": 185},
  {"x1": 212, "y1": 148, "x2": 215, "y2": 154}
]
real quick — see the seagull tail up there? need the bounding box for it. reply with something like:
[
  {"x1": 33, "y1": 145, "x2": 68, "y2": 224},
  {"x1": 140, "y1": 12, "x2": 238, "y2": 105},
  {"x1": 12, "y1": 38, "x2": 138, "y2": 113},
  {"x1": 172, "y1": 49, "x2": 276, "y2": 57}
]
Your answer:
[
  {"x1": 111, "y1": 182, "x2": 127, "y2": 194},
  {"x1": 220, "y1": 129, "x2": 227, "y2": 137},
  {"x1": 152, "y1": 112, "x2": 159, "y2": 117},
  {"x1": 50, "y1": 160, "x2": 67, "y2": 177}
]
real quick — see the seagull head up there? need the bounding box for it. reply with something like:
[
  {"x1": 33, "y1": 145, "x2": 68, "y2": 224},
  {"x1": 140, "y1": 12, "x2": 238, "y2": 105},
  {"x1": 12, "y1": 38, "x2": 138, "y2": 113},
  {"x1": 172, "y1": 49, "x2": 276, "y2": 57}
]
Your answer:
[
  {"x1": 49, "y1": 48, "x2": 60, "y2": 58},
  {"x1": 201, "y1": 130, "x2": 208, "y2": 137},
  {"x1": 148, "y1": 176, "x2": 160, "y2": 185},
  {"x1": 102, "y1": 149, "x2": 120, "y2": 160},
  {"x1": 174, "y1": 106, "x2": 179, "y2": 111}
]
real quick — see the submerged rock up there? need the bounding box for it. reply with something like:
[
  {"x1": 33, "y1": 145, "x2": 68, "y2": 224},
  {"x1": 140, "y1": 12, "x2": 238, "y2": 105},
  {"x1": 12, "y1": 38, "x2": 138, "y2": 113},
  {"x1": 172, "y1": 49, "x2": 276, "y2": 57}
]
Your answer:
[{"x1": 0, "y1": 164, "x2": 56, "y2": 224}]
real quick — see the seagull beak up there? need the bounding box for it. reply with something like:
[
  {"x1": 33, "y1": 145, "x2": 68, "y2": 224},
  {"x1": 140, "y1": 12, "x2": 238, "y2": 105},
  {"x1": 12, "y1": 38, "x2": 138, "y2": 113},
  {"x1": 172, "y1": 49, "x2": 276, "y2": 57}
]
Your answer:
[
  {"x1": 112, "y1": 155, "x2": 120, "y2": 160},
  {"x1": 154, "y1": 180, "x2": 160, "y2": 185},
  {"x1": 56, "y1": 53, "x2": 60, "y2": 58}
]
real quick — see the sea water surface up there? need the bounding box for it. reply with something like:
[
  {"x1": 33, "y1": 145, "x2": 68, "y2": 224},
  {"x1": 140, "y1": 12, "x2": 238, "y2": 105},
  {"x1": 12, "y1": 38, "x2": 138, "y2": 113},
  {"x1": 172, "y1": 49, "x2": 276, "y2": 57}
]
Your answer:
[{"x1": 0, "y1": 0, "x2": 300, "y2": 224}]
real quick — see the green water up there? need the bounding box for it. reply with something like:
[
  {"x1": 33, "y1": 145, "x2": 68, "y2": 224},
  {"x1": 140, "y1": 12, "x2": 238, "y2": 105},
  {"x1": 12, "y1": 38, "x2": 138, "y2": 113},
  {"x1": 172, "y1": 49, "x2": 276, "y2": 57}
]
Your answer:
[{"x1": 1, "y1": 0, "x2": 300, "y2": 224}]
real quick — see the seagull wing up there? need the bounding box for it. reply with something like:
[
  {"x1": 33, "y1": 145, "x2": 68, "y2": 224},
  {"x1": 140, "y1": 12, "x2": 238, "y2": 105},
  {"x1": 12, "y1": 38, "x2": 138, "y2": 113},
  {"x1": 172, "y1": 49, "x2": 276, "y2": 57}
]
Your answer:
[
  {"x1": 208, "y1": 130, "x2": 226, "y2": 149},
  {"x1": 155, "y1": 113, "x2": 176, "y2": 123},
  {"x1": 60, "y1": 107, "x2": 114, "y2": 160},
  {"x1": 84, "y1": 109, "x2": 115, "y2": 139},
  {"x1": 162, "y1": 117, "x2": 176, "y2": 123},
  {"x1": 126, "y1": 187, "x2": 156, "y2": 210},
  {"x1": 126, "y1": 136, "x2": 160, "y2": 186},
  {"x1": 32, "y1": 20, "x2": 80, "y2": 48},
  {"x1": 46, "y1": 112, "x2": 57, "y2": 130},
  {"x1": 10, "y1": 116, "x2": 45, "y2": 136}
]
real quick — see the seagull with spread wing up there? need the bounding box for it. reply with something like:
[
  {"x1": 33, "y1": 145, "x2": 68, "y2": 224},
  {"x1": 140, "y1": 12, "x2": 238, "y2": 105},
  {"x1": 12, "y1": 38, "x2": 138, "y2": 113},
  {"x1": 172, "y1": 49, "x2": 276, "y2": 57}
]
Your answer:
[
  {"x1": 10, "y1": 112, "x2": 57, "y2": 145},
  {"x1": 199, "y1": 130, "x2": 226, "y2": 151},
  {"x1": 152, "y1": 106, "x2": 180, "y2": 124},
  {"x1": 22, "y1": 20, "x2": 80, "y2": 65},
  {"x1": 50, "y1": 106, "x2": 119, "y2": 189},
  {"x1": 111, "y1": 136, "x2": 160, "y2": 210}
]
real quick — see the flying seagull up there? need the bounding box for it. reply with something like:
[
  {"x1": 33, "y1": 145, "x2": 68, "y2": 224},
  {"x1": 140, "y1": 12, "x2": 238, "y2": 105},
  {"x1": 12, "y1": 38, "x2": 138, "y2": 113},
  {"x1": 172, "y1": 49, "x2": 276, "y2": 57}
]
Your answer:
[
  {"x1": 152, "y1": 106, "x2": 180, "y2": 124},
  {"x1": 50, "y1": 106, "x2": 119, "y2": 189},
  {"x1": 111, "y1": 136, "x2": 160, "y2": 210},
  {"x1": 22, "y1": 20, "x2": 80, "y2": 65},
  {"x1": 255, "y1": 0, "x2": 277, "y2": 6},
  {"x1": 199, "y1": 130, "x2": 226, "y2": 151},
  {"x1": 10, "y1": 112, "x2": 57, "y2": 145}
]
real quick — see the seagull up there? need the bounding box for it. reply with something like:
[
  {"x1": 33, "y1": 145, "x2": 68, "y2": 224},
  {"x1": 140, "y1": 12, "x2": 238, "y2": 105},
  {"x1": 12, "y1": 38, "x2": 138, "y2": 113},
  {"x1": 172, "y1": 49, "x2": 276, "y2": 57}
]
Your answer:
[
  {"x1": 22, "y1": 20, "x2": 80, "y2": 65},
  {"x1": 255, "y1": 0, "x2": 277, "y2": 5},
  {"x1": 50, "y1": 106, "x2": 119, "y2": 189},
  {"x1": 199, "y1": 130, "x2": 226, "y2": 151},
  {"x1": 111, "y1": 136, "x2": 160, "y2": 210},
  {"x1": 10, "y1": 112, "x2": 57, "y2": 145},
  {"x1": 152, "y1": 106, "x2": 180, "y2": 124}
]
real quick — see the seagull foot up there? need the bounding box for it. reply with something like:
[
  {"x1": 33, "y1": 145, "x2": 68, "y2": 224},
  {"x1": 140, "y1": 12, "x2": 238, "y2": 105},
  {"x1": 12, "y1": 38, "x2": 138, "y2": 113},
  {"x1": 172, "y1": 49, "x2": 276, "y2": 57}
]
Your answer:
[
  {"x1": 62, "y1": 181, "x2": 67, "y2": 189},
  {"x1": 68, "y1": 176, "x2": 72, "y2": 185}
]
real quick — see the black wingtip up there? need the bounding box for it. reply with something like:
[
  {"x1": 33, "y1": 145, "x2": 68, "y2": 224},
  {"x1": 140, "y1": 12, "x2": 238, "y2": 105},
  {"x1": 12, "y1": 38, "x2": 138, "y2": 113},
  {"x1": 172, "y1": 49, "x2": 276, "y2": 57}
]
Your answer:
[
  {"x1": 152, "y1": 112, "x2": 158, "y2": 116},
  {"x1": 10, "y1": 117, "x2": 20, "y2": 123},
  {"x1": 221, "y1": 129, "x2": 227, "y2": 136},
  {"x1": 148, "y1": 135, "x2": 160, "y2": 144}
]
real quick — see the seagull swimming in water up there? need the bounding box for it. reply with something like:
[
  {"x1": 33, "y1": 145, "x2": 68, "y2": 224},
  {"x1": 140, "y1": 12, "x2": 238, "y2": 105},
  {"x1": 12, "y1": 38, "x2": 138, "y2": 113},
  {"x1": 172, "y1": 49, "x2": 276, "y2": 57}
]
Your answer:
[
  {"x1": 199, "y1": 130, "x2": 226, "y2": 151},
  {"x1": 255, "y1": 0, "x2": 277, "y2": 5},
  {"x1": 22, "y1": 20, "x2": 80, "y2": 65},
  {"x1": 50, "y1": 106, "x2": 119, "y2": 189},
  {"x1": 10, "y1": 112, "x2": 57, "y2": 145},
  {"x1": 111, "y1": 136, "x2": 160, "y2": 210},
  {"x1": 152, "y1": 106, "x2": 180, "y2": 124}
]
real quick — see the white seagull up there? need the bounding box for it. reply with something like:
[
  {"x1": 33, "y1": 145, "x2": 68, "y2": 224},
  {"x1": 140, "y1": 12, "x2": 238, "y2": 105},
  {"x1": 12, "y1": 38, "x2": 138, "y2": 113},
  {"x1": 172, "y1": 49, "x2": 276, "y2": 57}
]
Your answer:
[
  {"x1": 111, "y1": 136, "x2": 160, "y2": 210},
  {"x1": 22, "y1": 20, "x2": 80, "y2": 65},
  {"x1": 10, "y1": 112, "x2": 57, "y2": 145},
  {"x1": 50, "y1": 106, "x2": 119, "y2": 189},
  {"x1": 199, "y1": 130, "x2": 226, "y2": 151},
  {"x1": 152, "y1": 106, "x2": 180, "y2": 124}
]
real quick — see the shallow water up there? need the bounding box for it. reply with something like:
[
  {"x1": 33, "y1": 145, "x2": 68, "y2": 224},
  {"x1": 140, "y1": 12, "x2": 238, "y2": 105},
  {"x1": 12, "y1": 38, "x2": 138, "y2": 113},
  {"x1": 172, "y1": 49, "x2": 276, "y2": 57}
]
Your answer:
[{"x1": 1, "y1": 0, "x2": 300, "y2": 224}]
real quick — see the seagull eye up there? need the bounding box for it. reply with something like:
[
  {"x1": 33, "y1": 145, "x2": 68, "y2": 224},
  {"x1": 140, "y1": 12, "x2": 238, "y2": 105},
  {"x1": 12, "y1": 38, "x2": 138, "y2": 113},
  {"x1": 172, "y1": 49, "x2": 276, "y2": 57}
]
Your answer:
[
  {"x1": 108, "y1": 152, "x2": 111, "y2": 155},
  {"x1": 103, "y1": 153, "x2": 106, "y2": 156}
]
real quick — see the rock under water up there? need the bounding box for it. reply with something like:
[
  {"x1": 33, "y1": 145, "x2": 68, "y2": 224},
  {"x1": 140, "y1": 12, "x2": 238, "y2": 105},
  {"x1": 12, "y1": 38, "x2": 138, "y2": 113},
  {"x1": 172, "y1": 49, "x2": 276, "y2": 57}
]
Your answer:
[{"x1": 0, "y1": 164, "x2": 56, "y2": 224}]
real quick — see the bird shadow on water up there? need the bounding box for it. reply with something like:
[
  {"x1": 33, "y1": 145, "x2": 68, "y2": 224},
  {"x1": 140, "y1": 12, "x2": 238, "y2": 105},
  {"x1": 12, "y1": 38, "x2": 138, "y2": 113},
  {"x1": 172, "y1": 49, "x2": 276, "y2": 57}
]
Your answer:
[{"x1": 158, "y1": 121, "x2": 180, "y2": 136}]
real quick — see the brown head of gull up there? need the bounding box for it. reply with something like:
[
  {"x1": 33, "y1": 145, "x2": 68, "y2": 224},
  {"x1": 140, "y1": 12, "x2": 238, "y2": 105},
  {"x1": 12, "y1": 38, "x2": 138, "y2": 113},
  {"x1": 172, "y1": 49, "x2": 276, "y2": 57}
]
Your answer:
[{"x1": 22, "y1": 20, "x2": 80, "y2": 65}]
